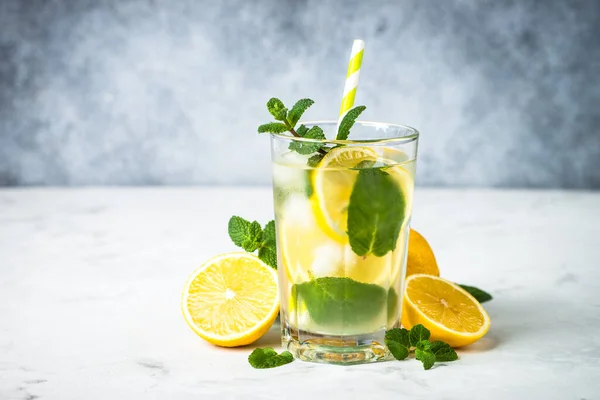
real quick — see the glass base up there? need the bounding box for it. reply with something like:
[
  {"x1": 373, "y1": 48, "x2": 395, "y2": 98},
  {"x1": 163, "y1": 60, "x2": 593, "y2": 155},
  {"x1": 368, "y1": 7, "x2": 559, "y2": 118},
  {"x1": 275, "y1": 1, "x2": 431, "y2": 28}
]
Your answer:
[{"x1": 282, "y1": 323, "x2": 392, "y2": 365}]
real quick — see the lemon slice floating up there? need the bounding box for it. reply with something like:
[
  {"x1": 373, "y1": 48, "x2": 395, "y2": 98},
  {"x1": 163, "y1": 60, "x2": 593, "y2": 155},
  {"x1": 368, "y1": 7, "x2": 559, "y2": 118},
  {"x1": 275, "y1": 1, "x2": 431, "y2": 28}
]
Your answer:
[
  {"x1": 181, "y1": 253, "x2": 279, "y2": 347},
  {"x1": 311, "y1": 147, "x2": 378, "y2": 243},
  {"x1": 311, "y1": 146, "x2": 413, "y2": 244}
]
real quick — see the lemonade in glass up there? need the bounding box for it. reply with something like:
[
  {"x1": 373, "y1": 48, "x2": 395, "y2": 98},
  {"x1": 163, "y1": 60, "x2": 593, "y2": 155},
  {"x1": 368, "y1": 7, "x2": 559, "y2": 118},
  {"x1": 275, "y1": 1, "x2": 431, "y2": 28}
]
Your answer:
[{"x1": 271, "y1": 121, "x2": 418, "y2": 364}]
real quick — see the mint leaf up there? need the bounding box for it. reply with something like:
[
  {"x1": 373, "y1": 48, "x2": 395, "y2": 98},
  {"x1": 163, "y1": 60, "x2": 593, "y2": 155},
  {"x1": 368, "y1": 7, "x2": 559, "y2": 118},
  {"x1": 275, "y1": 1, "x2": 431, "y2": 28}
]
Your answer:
[
  {"x1": 288, "y1": 126, "x2": 325, "y2": 155},
  {"x1": 248, "y1": 348, "x2": 294, "y2": 369},
  {"x1": 267, "y1": 98, "x2": 288, "y2": 121},
  {"x1": 228, "y1": 216, "x2": 263, "y2": 252},
  {"x1": 258, "y1": 220, "x2": 277, "y2": 269},
  {"x1": 430, "y1": 341, "x2": 458, "y2": 362},
  {"x1": 384, "y1": 328, "x2": 411, "y2": 360},
  {"x1": 287, "y1": 98, "x2": 314, "y2": 126},
  {"x1": 336, "y1": 105, "x2": 366, "y2": 140},
  {"x1": 347, "y1": 167, "x2": 405, "y2": 256},
  {"x1": 459, "y1": 284, "x2": 493, "y2": 303},
  {"x1": 292, "y1": 277, "x2": 387, "y2": 326},
  {"x1": 307, "y1": 154, "x2": 324, "y2": 168},
  {"x1": 409, "y1": 324, "x2": 431, "y2": 347},
  {"x1": 296, "y1": 124, "x2": 309, "y2": 137},
  {"x1": 258, "y1": 122, "x2": 289, "y2": 134},
  {"x1": 415, "y1": 340, "x2": 435, "y2": 370}
]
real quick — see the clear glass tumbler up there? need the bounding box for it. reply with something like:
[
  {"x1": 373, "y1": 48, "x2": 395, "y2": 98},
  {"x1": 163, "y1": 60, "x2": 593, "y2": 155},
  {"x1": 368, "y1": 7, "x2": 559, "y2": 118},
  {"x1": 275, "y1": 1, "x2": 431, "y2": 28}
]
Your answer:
[{"x1": 270, "y1": 121, "x2": 419, "y2": 365}]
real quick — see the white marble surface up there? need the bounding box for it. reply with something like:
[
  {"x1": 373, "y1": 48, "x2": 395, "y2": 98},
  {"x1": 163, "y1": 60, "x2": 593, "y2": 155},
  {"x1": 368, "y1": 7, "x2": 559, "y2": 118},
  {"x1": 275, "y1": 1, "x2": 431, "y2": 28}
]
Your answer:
[{"x1": 0, "y1": 188, "x2": 599, "y2": 400}]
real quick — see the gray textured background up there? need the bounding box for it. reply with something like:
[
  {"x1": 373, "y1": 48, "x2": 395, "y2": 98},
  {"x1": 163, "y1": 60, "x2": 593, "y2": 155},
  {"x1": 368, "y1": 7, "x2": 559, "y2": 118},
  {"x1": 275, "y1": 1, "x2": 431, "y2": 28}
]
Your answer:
[{"x1": 1, "y1": 0, "x2": 599, "y2": 188}]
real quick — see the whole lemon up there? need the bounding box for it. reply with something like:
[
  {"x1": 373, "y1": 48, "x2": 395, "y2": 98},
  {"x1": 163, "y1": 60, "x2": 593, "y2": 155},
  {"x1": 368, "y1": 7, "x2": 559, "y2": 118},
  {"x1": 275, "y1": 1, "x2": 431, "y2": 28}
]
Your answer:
[{"x1": 406, "y1": 229, "x2": 439, "y2": 276}]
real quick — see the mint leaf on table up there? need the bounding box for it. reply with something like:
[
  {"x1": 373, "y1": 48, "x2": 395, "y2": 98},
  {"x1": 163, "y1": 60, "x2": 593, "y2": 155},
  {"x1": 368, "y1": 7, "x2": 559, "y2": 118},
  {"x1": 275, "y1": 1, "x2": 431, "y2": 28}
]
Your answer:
[
  {"x1": 384, "y1": 328, "x2": 411, "y2": 360},
  {"x1": 258, "y1": 220, "x2": 277, "y2": 268},
  {"x1": 258, "y1": 122, "x2": 289, "y2": 134},
  {"x1": 228, "y1": 216, "x2": 263, "y2": 252},
  {"x1": 347, "y1": 167, "x2": 405, "y2": 257},
  {"x1": 336, "y1": 105, "x2": 366, "y2": 140},
  {"x1": 287, "y1": 98, "x2": 314, "y2": 126},
  {"x1": 430, "y1": 341, "x2": 458, "y2": 362},
  {"x1": 415, "y1": 340, "x2": 436, "y2": 370},
  {"x1": 288, "y1": 126, "x2": 326, "y2": 155},
  {"x1": 267, "y1": 98, "x2": 288, "y2": 121},
  {"x1": 409, "y1": 324, "x2": 431, "y2": 347},
  {"x1": 248, "y1": 348, "x2": 294, "y2": 369},
  {"x1": 385, "y1": 325, "x2": 457, "y2": 370},
  {"x1": 459, "y1": 284, "x2": 493, "y2": 303},
  {"x1": 292, "y1": 277, "x2": 387, "y2": 326}
]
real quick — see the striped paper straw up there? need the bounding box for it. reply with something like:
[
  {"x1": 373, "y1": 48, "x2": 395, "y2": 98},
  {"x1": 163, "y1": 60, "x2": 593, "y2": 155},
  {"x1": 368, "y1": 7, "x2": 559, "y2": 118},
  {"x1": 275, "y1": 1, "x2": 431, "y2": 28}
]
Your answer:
[{"x1": 339, "y1": 39, "x2": 365, "y2": 118}]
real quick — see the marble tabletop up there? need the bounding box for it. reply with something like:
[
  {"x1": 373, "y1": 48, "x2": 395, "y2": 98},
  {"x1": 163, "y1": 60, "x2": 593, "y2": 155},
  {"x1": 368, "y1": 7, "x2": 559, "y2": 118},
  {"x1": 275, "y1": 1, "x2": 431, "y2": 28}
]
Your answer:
[{"x1": 0, "y1": 188, "x2": 599, "y2": 400}]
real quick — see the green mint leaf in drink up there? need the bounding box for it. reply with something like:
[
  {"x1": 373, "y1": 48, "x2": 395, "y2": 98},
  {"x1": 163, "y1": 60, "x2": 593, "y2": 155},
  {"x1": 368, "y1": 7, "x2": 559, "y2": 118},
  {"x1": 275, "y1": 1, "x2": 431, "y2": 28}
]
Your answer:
[
  {"x1": 258, "y1": 122, "x2": 289, "y2": 134},
  {"x1": 288, "y1": 126, "x2": 326, "y2": 155},
  {"x1": 336, "y1": 105, "x2": 366, "y2": 140},
  {"x1": 430, "y1": 341, "x2": 458, "y2": 362},
  {"x1": 458, "y1": 284, "x2": 493, "y2": 303},
  {"x1": 307, "y1": 154, "x2": 324, "y2": 168},
  {"x1": 287, "y1": 98, "x2": 314, "y2": 126},
  {"x1": 258, "y1": 220, "x2": 277, "y2": 269},
  {"x1": 415, "y1": 340, "x2": 436, "y2": 370},
  {"x1": 267, "y1": 98, "x2": 288, "y2": 121},
  {"x1": 384, "y1": 328, "x2": 411, "y2": 360},
  {"x1": 248, "y1": 348, "x2": 294, "y2": 369},
  {"x1": 347, "y1": 167, "x2": 404, "y2": 257},
  {"x1": 228, "y1": 216, "x2": 263, "y2": 252},
  {"x1": 409, "y1": 324, "x2": 431, "y2": 347},
  {"x1": 292, "y1": 277, "x2": 387, "y2": 326}
]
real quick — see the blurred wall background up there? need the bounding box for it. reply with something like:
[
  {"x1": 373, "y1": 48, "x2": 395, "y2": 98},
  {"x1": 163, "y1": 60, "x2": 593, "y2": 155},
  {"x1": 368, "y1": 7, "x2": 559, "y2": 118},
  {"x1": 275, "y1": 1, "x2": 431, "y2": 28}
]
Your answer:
[{"x1": 1, "y1": 0, "x2": 599, "y2": 188}]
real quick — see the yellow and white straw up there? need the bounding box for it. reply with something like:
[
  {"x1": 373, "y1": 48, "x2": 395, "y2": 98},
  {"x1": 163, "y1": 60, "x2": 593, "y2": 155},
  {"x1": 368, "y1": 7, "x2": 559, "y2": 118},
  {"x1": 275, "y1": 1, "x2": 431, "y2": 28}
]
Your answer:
[{"x1": 339, "y1": 39, "x2": 365, "y2": 119}]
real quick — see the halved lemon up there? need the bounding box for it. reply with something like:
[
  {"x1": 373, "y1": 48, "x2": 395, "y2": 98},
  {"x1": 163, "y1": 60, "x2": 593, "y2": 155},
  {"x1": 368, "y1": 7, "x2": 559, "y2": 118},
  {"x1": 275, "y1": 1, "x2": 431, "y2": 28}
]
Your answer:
[
  {"x1": 311, "y1": 146, "x2": 413, "y2": 244},
  {"x1": 406, "y1": 229, "x2": 440, "y2": 277},
  {"x1": 181, "y1": 253, "x2": 279, "y2": 347},
  {"x1": 401, "y1": 274, "x2": 491, "y2": 347}
]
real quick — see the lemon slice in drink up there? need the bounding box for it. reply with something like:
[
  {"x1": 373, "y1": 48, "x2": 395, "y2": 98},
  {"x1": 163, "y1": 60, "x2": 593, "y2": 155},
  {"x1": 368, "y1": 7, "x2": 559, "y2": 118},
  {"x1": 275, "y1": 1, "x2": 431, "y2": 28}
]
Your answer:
[
  {"x1": 311, "y1": 147, "x2": 380, "y2": 243},
  {"x1": 311, "y1": 146, "x2": 414, "y2": 284},
  {"x1": 181, "y1": 253, "x2": 279, "y2": 347},
  {"x1": 311, "y1": 146, "x2": 413, "y2": 244}
]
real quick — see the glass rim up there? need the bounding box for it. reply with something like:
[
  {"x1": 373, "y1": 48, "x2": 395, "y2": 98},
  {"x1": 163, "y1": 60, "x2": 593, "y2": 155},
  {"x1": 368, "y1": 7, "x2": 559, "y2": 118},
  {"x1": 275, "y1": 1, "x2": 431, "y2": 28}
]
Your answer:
[{"x1": 270, "y1": 120, "x2": 419, "y2": 145}]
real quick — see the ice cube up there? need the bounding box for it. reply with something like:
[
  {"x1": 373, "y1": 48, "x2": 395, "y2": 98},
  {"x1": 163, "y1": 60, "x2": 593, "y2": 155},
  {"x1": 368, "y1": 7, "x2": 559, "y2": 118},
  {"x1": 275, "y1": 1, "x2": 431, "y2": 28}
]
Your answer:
[
  {"x1": 282, "y1": 194, "x2": 315, "y2": 227},
  {"x1": 311, "y1": 243, "x2": 343, "y2": 277}
]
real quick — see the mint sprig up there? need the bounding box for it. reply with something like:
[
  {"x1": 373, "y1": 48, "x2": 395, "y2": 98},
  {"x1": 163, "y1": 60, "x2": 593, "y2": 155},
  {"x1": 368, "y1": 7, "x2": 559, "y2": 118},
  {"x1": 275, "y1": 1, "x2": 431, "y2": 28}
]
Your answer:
[
  {"x1": 336, "y1": 105, "x2": 366, "y2": 140},
  {"x1": 459, "y1": 284, "x2": 493, "y2": 303},
  {"x1": 288, "y1": 98, "x2": 314, "y2": 126},
  {"x1": 430, "y1": 341, "x2": 459, "y2": 362},
  {"x1": 248, "y1": 348, "x2": 294, "y2": 369},
  {"x1": 258, "y1": 97, "x2": 366, "y2": 158},
  {"x1": 384, "y1": 328, "x2": 411, "y2": 360},
  {"x1": 258, "y1": 220, "x2": 277, "y2": 269},
  {"x1": 415, "y1": 340, "x2": 436, "y2": 370},
  {"x1": 289, "y1": 125, "x2": 326, "y2": 155},
  {"x1": 409, "y1": 324, "x2": 431, "y2": 347},
  {"x1": 227, "y1": 216, "x2": 277, "y2": 268},
  {"x1": 386, "y1": 324, "x2": 458, "y2": 370}
]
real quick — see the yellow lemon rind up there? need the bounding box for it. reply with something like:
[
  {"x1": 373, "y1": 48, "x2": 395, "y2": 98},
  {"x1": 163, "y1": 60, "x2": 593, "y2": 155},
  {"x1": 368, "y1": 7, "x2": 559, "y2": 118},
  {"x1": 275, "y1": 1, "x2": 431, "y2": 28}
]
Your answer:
[
  {"x1": 402, "y1": 274, "x2": 491, "y2": 348},
  {"x1": 181, "y1": 252, "x2": 280, "y2": 347}
]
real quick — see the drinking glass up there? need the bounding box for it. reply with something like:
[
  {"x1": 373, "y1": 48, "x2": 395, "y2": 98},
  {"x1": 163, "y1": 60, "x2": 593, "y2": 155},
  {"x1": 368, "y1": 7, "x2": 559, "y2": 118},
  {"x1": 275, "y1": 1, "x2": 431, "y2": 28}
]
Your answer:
[{"x1": 270, "y1": 121, "x2": 419, "y2": 364}]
